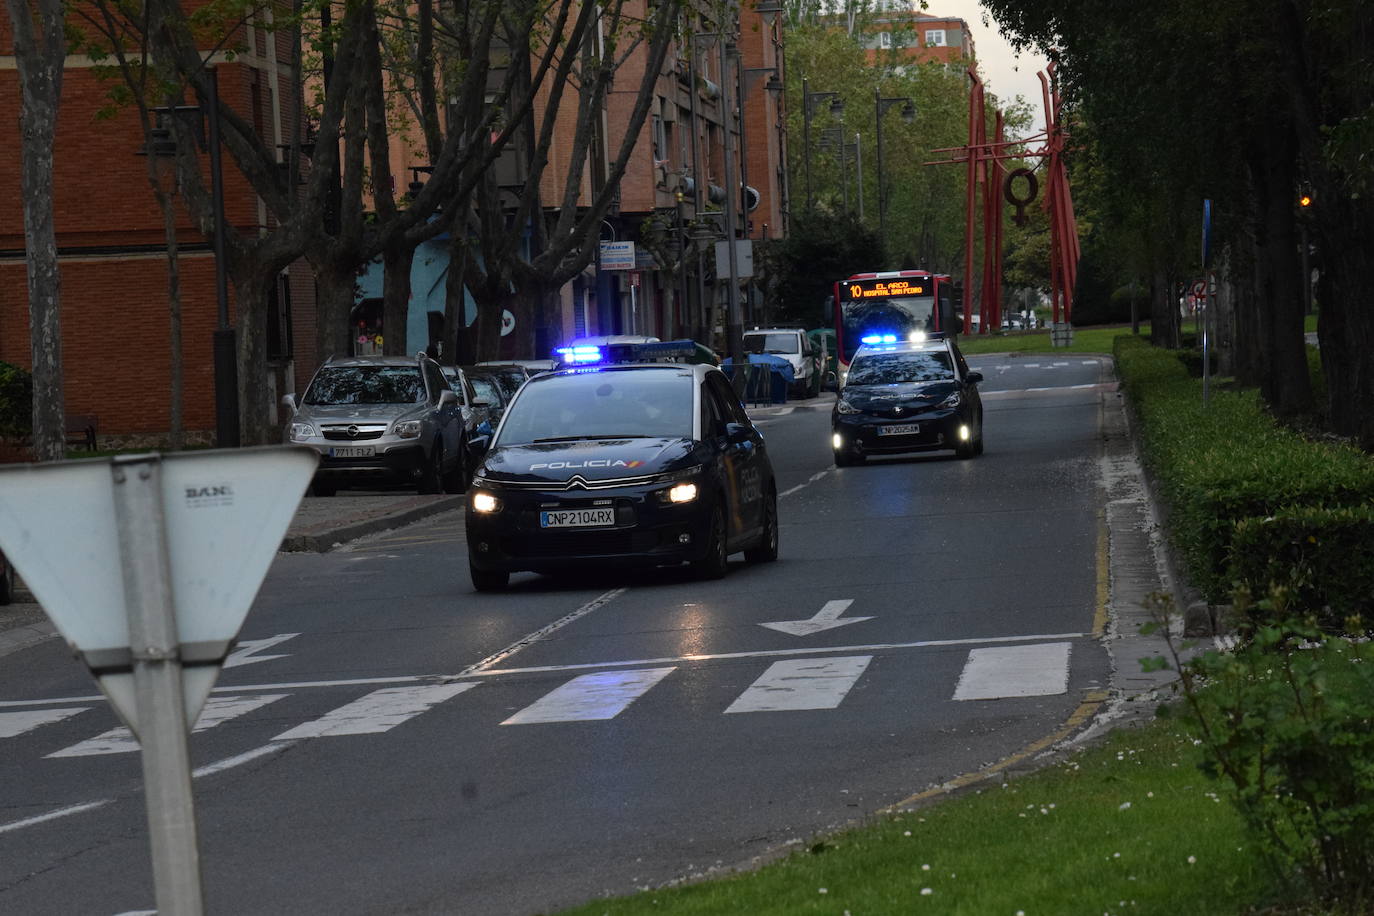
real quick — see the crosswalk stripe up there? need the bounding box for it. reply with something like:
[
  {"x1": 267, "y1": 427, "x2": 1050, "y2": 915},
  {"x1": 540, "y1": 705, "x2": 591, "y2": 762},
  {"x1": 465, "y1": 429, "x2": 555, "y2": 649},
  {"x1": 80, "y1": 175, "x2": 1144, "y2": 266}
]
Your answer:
[
  {"x1": 48, "y1": 695, "x2": 289, "y2": 758},
  {"x1": 953, "y1": 643, "x2": 1071, "y2": 700},
  {"x1": 0, "y1": 707, "x2": 88, "y2": 738},
  {"x1": 272, "y1": 683, "x2": 477, "y2": 740},
  {"x1": 501, "y1": 668, "x2": 674, "y2": 725},
  {"x1": 725, "y1": 656, "x2": 872, "y2": 714}
]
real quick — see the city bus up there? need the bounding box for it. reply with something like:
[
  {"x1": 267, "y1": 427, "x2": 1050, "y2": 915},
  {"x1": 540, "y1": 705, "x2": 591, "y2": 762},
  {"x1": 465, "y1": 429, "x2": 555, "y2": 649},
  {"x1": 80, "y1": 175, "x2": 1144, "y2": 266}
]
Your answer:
[{"x1": 830, "y1": 271, "x2": 957, "y2": 382}]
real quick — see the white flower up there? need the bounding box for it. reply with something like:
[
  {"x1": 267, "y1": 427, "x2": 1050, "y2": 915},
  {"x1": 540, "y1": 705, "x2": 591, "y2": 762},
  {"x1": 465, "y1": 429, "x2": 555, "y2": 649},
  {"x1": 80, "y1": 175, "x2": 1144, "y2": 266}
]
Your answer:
[
  {"x1": 1187, "y1": 855, "x2": 1197, "y2": 864},
  {"x1": 920, "y1": 888, "x2": 933, "y2": 896},
  {"x1": 904, "y1": 830, "x2": 912, "y2": 836},
  {"x1": 921, "y1": 864, "x2": 930, "y2": 871},
  {"x1": 1119, "y1": 801, "x2": 1132, "y2": 810},
  {"x1": 1147, "y1": 792, "x2": 1154, "y2": 798},
  {"x1": 818, "y1": 888, "x2": 828, "y2": 894}
]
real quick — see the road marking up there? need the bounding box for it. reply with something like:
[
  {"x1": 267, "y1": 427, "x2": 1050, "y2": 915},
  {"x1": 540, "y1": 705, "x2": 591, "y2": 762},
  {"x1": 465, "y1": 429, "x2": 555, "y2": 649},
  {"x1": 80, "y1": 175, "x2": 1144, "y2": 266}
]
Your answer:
[
  {"x1": 273, "y1": 683, "x2": 477, "y2": 739},
  {"x1": 502, "y1": 667, "x2": 674, "y2": 725},
  {"x1": 0, "y1": 800, "x2": 113, "y2": 836},
  {"x1": 225, "y1": 633, "x2": 299, "y2": 668},
  {"x1": 193, "y1": 741, "x2": 293, "y2": 778},
  {"x1": 1081, "y1": 360, "x2": 1098, "y2": 365},
  {"x1": 725, "y1": 657, "x2": 871, "y2": 713},
  {"x1": 48, "y1": 694, "x2": 288, "y2": 757},
  {"x1": 759, "y1": 599, "x2": 873, "y2": 637},
  {"x1": 1023, "y1": 363, "x2": 1040, "y2": 368},
  {"x1": 953, "y1": 643, "x2": 1071, "y2": 700},
  {"x1": 779, "y1": 468, "x2": 833, "y2": 499},
  {"x1": 1053, "y1": 361, "x2": 1070, "y2": 367},
  {"x1": 0, "y1": 707, "x2": 87, "y2": 738},
  {"x1": 455, "y1": 587, "x2": 628, "y2": 677}
]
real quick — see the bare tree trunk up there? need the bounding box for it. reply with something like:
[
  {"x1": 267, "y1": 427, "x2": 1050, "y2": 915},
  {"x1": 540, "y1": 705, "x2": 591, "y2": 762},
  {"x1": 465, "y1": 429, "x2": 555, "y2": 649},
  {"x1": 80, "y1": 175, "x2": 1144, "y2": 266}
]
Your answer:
[
  {"x1": 443, "y1": 232, "x2": 476, "y2": 366},
  {"x1": 1251, "y1": 141, "x2": 1312, "y2": 416},
  {"x1": 6, "y1": 0, "x2": 66, "y2": 461},
  {"x1": 382, "y1": 242, "x2": 414, "y2": 357},
  {"x1": 149, "y1": 173, "x2": 185, "y2": 450},
  {"x1": 314, "y1": 265, "x2": 358, "y2": 365},
  {"x1": 230, "y1": 268, "x2": 275, "y2": 445}
]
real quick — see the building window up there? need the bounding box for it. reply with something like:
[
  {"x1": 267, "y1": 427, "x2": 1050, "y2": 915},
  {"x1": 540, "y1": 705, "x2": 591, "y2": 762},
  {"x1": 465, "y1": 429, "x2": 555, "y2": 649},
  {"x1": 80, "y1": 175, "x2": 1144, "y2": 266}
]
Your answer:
[
  {"x1": 878, "y1": 31, "x2": 892, "y2": 49},
  {"x1": 926, "y1": 29, "x2": 947, "y2": 47},
  {"x1": 267, "y1": 273, "x2": 293, "y2": 360}
]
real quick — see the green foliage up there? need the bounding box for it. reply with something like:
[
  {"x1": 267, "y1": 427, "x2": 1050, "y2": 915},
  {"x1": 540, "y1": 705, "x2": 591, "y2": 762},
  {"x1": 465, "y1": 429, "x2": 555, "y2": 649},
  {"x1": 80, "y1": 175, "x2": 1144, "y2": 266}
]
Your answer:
[
  {"x1": 755, "y1": 211, "x2": 886, "y2": 327},
  {"x1": 0, "y1": 362, "x2": 33, "y2": 441},
  {"x1": 1114, "y1": 335, "x2": 1374, "y2": 623},
  {"x1": 1229, "y1": 507, "x2": 1374, "y2": 627},
  {"x1": 1181, "y1": 620, "x2": 1374, "y2": 906}
]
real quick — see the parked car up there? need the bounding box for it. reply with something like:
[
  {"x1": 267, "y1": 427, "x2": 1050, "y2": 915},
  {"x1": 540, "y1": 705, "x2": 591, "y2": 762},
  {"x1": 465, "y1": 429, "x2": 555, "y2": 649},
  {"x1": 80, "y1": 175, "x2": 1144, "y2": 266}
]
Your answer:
[
  {"x1": 743, "y1": 327, "x2": 823, "y2": 398},
  {"x1": 460, "y1": 368, "x2": 510, "y2": 426},
  {"x1": 438, "y1": 365, "x2": 499, "y2": 477},
  {"x1": 282, "y1": 353, "x2": 469, "y2": 496},
  {"x1": 469, "y1": 362, "x2": 532, "y2": 406}
]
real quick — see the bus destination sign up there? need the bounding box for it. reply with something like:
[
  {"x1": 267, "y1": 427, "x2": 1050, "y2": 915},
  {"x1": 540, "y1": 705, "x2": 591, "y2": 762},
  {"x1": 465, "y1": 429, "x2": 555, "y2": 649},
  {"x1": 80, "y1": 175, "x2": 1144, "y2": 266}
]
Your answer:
[{"x1": 846, "y1": 279, "x2": 927, "y2": 299}]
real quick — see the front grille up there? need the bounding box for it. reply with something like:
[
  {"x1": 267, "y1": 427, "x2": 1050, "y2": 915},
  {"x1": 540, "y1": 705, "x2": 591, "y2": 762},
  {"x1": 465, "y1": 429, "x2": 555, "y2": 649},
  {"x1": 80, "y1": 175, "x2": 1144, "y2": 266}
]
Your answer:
[{"x1": 322, "y1": 425, "x2": 388, "y2": 441}]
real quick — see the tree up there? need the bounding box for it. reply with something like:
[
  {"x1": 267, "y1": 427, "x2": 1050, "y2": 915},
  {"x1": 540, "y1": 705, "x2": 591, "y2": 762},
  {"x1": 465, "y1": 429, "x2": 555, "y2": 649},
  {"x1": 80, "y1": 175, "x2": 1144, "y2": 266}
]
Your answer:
[
  {"x1": 5, "y1": 0, "x2": 67, "y2": 461},
  {"x1": 756, "y1": 210, "x2": 885, "y2": 326}
]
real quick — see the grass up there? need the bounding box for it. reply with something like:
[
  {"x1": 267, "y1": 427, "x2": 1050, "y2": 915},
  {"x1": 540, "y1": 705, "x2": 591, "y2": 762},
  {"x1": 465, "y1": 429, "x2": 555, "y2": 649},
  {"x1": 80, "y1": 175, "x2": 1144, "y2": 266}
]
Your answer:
[
  {"x1": 956, "y1": 323, "x2": 1151, "y2": 356},
  {"x1": 560, "y1": 718, "x2": 1292, "y2": 915}
]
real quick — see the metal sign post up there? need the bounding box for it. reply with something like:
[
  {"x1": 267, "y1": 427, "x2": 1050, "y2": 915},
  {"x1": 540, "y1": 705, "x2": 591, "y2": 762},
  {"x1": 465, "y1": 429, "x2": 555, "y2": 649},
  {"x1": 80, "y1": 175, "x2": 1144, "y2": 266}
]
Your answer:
[
  {"x1": 1201, "y1": 200, "x2": 1213, "y2": 406},
  {"x1": 113, "y1": 456, "x2": 204, "y2": 913}
]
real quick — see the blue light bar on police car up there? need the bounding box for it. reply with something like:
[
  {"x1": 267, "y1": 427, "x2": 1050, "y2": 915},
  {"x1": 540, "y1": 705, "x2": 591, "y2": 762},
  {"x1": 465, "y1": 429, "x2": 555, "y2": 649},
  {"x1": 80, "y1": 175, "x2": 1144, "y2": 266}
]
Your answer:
[
  {"x1": 860, "y1": 334, "x2": 898, "y2": 345},
  {"x1": 554, "y1": 345, "x2": 604, "y2": 363}
]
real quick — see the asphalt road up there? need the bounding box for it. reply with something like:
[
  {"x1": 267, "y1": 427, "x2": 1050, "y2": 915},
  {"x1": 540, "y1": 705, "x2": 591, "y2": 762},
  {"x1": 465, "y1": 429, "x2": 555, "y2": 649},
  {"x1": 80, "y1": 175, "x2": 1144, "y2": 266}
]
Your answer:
[{"x1": 0, "y1": 354, "x2": 1123, "y2": 915}]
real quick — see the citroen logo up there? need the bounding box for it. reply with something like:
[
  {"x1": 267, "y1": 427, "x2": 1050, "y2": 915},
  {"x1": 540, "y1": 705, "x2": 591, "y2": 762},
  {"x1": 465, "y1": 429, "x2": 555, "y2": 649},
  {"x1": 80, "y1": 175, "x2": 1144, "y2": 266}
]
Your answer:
[
  {"x1": 347, "y1": 425, "x2": 360, "y2": 438},
  {"x1": 893, "y1": 406, "x2": 904, "y2": 416},
  {"x1": 565, "y1": 475, "x2": 589, "y2": 490}
]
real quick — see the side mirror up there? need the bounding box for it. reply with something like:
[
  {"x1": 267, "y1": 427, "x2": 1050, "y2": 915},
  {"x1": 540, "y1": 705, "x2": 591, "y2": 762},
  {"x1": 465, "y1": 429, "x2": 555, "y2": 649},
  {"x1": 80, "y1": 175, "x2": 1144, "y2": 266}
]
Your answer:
[
  {"x1": 966, "y1": 370, "x2": 984, "y2": 385},
  {"x1": 724, "y1": 422, "x2": 753, "y2": 444},
  {"x1": 281, "y1": 393, "x2": 298, "y2": 414},
  {"x1": 439, "y1": 389, "x2": 459, "y2": 406}
]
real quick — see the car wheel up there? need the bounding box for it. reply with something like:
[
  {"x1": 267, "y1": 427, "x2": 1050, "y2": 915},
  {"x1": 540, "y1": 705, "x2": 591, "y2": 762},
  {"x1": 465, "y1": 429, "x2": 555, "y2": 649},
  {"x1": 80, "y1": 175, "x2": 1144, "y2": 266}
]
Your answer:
[
  {"x1": 956, "y1": 432, "x2": 976, "y2": 459},
  {"x1": 744, "y1": 489, "x2": 779, "y2": 563},
  {"x1": 469, "y1": 560, "x2": 509, "y2": 592},
  {"x1": 442, "y1": 445, "x2": 468, "y2": 493},
  {"x1": 691, "y1": 502, "x2": 729, "y2": 580},
  {"x1": 418, "y1": 443, "x2": 443, "y2": 494},
  {"x1": 312, "y1": 478, "x2": 337, "y2": 497},
  {"x1": 975, "y1": 423, "x2": 985, "y2": 456}
]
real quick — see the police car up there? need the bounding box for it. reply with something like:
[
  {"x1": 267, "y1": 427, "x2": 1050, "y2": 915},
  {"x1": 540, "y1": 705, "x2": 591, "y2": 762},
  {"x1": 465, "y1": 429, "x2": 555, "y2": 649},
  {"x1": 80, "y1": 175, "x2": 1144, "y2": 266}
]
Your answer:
[
  {"x1": 831, "y1": 332, "x2": 984, "y2": 465},
  {"x1": 465, "y1": 341, "x2": 779, "y2": 591}
]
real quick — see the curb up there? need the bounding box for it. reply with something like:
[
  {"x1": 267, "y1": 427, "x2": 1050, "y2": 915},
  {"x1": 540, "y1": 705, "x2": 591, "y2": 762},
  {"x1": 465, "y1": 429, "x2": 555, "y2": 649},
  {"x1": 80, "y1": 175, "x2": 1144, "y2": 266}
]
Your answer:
[{"x1": 279, "y1": 495, "x2": 466, "y2": 553}]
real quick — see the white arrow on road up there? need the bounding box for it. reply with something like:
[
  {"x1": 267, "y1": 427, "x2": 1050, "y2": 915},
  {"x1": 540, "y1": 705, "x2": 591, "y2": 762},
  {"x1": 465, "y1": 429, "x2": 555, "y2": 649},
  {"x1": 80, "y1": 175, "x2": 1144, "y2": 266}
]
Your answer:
[{"x1": 759, "y1": 599, "x2": 872, "y2": 637}]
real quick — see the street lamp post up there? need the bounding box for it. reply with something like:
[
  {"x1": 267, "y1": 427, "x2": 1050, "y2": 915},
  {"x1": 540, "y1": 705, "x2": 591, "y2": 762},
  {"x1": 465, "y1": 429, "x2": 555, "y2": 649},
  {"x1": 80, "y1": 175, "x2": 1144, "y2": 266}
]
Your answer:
[
  {"x1": 802, "y1": 78, "x2": 843, "y2": 211},
  {"x1": 875, "y1": 89, "x2": 915, "y2": 242}
]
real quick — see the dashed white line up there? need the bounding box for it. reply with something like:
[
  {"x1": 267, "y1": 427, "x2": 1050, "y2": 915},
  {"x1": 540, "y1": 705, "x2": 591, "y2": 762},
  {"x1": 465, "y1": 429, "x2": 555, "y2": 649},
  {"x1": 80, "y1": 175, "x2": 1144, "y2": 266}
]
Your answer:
[
  {"x1": 780, "y1": 468, "x2": 833, "y2": 499},
  {"x1": 0, "y1": 800, "x2": 113, "y2": 835}
]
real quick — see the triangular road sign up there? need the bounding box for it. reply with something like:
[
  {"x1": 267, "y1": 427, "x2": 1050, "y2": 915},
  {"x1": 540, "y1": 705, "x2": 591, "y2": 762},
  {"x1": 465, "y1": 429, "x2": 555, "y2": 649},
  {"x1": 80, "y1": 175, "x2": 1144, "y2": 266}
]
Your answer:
[{"x1": 0, "y1": 446, "x2": 317, "y2": 730}]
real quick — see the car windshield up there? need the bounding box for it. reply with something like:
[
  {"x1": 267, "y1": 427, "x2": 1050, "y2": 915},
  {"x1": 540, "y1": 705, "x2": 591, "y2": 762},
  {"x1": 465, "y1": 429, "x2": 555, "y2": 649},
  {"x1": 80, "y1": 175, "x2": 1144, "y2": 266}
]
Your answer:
[
  {"x1": 494, "y1": 370, "x2": 693, "y2": 445},
  {"x1": 847, "y1": 351, "x2": 955, "y2": 386},
  {"x1": 744, "y1": 333, "x2": 800, "y2": 354},
  {"x1": 469, "y1": 376, "x2": 502, "y2": 406},
  {"x1": 303, "y1": 366, "x2": 425, "y2": 405}
]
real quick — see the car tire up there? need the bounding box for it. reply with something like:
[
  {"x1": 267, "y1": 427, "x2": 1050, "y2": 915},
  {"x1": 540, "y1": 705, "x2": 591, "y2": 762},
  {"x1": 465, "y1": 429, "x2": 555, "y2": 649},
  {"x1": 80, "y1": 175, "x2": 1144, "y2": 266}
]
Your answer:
[
  {"x1": 312, "y1": 479, "x2": 337, "y2": 497},
  {"x1": 691, "y1": 503, "x2": 729, "y2": 580},
  {"x1": 442, "y1": 446, "x2": 468, "y2": 493},
  {"x1": 956, "y1": 433, "x2": 976, "y2": 459},
  {"x1": 418, "y1": 443, "x2": 443, "y2": 494},
  {"x1": 974, "y1": 423, "x2": 985, "y2": 456},
  {"x1": 470, "y1": 561, "x2": 509, "y2": 592},
  {"x1": 744, "y1": 489, "x2": 779, "y2": 563}
]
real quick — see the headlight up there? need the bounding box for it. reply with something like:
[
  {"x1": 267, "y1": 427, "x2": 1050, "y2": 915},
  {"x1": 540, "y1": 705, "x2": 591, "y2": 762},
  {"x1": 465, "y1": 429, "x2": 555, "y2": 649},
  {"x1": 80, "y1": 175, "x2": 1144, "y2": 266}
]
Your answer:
[
  {"x1": 471, "y1": 491, "x2": 501, "y2": 513},
  {"x1": 667, "y1": 482, "x2": 699, "y2": 504},
  {"x1": 289, "y1": 422, "x2": 316, "y2": 441},
  {"x1": 939, "y1": 391, "x2": 962, "y2": 409},
  {"x1": 394, "y1": 419, "x2": 423, "y2": 439},
  {"x1": 836, "y1": 398, "x2": 860, "y2": 414}
]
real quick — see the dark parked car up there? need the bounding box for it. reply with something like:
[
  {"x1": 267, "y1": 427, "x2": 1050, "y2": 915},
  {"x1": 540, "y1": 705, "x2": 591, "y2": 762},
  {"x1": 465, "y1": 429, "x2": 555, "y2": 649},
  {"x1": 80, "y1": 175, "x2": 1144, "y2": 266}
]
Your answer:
[
  {"x1": 468, "y1": 363, "x2": 531, "y2": 407},
  {"x1": 460, "y1": 368, "x2": 510, "y2": 425}
]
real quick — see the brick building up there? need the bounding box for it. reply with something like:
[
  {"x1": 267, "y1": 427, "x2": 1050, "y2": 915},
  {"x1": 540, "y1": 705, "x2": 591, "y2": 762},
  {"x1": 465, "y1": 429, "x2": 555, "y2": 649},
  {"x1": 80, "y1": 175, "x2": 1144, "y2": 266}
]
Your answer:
[{"x1": 854, "y1": 3, "x2": 975, "y2": 66}]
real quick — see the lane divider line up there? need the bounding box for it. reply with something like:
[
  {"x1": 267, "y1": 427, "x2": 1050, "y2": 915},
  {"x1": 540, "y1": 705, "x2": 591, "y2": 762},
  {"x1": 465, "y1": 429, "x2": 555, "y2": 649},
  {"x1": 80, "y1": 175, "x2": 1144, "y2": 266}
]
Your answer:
[{"x1": 450, "y1": 587, "x2": 628, "y2": 679}]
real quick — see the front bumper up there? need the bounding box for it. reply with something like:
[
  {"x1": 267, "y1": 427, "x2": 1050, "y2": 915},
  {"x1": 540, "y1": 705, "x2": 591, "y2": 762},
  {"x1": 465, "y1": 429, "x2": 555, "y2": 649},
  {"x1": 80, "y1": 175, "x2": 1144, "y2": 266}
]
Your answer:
[
  {"x1": 298, "y1": 440, "x2": 427, "y2": 483},
  {"x1": 831, "y1": 408, "x2": 970, "y2": 456},
  {"x1": 466, "y1": 480, "x2": 712, "y2": 574}
]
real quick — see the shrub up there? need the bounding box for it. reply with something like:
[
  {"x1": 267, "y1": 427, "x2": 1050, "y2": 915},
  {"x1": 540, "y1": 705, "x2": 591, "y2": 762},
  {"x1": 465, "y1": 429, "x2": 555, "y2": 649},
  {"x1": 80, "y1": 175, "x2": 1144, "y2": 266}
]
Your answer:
[
  {"x1": 0, "y1": 362, "x2": 32, "y2": 441},
  {"x1": 1163, "y1": 615, "x2": 1374, "y2": 908},
  {"x1": 1229, "y1": 506, "x2": 1374, "y2": 627}
]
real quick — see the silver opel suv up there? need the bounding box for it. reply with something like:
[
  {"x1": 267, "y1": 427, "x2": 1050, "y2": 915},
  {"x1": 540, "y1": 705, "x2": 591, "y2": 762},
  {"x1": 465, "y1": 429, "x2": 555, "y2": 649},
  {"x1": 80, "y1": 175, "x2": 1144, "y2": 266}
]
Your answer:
[{"x1": 282, "y1": 353, "x2": 467, "y2": 496}]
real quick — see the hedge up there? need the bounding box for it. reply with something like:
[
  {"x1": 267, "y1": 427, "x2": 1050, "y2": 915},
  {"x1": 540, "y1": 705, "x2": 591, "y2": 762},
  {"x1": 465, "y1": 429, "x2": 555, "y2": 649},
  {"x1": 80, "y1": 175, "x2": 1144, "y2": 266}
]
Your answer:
[
  {"x1": 1114, "y1": 336, "x2": 1374, "y2": 623},
  {"x1": 0, "y1": 362, "x2": 32, "y2": 441}
]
